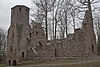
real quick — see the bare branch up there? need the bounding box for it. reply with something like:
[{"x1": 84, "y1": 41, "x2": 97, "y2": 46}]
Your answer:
[
  {"x1": 91, "y1": 0, "x2": 100, "y2": 4},
  {"x1": 77, "y1": 0, "x2": 88, "y2": 5}
]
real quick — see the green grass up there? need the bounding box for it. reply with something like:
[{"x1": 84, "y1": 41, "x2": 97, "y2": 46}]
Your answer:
[
  {"x1": 23, "y1": 60, "x2": 100, "y2": 67},
  {"x1": 32, "y1": 61, "x2": 100, "y2": 67},
  {"x1": 58, "y1": 62, "x2": 100, "y2": 67},
  {"x1": 0, "y1": 64, "x2": 5, "y2": 67},
  {"x1": 61, "y1": 62, "x2": 100, "y2": 67},
  {"x1": 24, "y1": 59, "x2": 75, "y2": 65}
]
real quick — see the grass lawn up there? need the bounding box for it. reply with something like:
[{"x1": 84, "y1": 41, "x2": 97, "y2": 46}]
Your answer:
[
  {"x1": 32, "y1": 61, "x2": 100, "y2": 67},
  {"x1": 23, "y1": 60, "x2": 100, "y2": 67},
  {"x1": 55, "y1": 62, "x2": 100, "y2": 67},
  {"x1": 0, "y1": 64, "x2": 5, "y2": 67}
]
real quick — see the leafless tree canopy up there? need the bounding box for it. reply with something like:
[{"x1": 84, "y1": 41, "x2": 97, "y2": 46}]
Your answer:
[
  {"x1": 31, "y1": 0, "x2": 100, "y2": 40},
  {"x1": 0, "y1": 28, "x2": 7, "y2": 62}
]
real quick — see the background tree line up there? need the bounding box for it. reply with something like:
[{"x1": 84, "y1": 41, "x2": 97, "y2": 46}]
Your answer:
[{"x1": 0, "y1": 28, "x2": 7, "y2": 63}]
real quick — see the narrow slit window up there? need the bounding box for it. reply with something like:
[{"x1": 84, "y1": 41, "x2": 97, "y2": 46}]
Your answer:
[
  {"x1": 10, "y1": 46, "x2": 12, "y2": 51},
  {"x1": 36, "y1": 32, "x2": 38, "y2": 35},
  {"x1": 92, "y1": 45, "x2": 94, "y2": 52},
  {"x1": 19, "y1": 8, "x2": 21, "y2": 11},
  {"x1": 29, "y1": 33, "x2": 32, "y2": 38},
  {"x1": 22, "y1": 52, "x2": 24, "y2": 58}
]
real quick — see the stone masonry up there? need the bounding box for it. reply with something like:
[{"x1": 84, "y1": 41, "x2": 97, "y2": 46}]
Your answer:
[{"x1": 6, "y1": 5, "x2": 97, "y2": 66}]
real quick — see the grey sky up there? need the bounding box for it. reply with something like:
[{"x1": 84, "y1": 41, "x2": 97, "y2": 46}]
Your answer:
[{"x1": 0, "y1": 0, "x2": 32, "y2": 29}]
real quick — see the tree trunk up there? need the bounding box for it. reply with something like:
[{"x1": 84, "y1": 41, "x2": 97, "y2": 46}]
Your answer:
[
  {"x1": 65, "y1": 11, "x2": 68, "y2": 38},
  {"x1": 45, "y1": 11, "x2": 48, "y2": 40},
  {"x1": 73, "y1": 17, "x2": 75, "y2": 33},
  {"x1": 53, "y1": 4, "x2": 55, "y2": 40},
  {"x1": 55, "y1": 18, "x2": 57, "y2": 40},
  {"x1": 45, "y1": 0, "x2": 48, "y2": 40}
]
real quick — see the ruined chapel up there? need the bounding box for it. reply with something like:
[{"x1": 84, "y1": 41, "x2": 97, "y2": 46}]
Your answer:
[{"x1": 6, "y1": 5, "x2": 97, "y2": 66}]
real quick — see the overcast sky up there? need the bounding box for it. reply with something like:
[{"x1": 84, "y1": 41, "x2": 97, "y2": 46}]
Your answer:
[{"x1": 0, "y1": 0, "x2": 32, "y2": 30}]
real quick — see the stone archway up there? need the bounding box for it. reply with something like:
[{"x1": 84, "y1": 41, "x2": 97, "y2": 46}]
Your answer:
[
  {"x1": 13, "y1": 60, "x2": 17, "y2": 66},
  {"x1": 8, "y1": 60, "x2": 11, "y2": 66},
  {"x1": 36, "y1": 42, "x2": 43, "y2": 48}
]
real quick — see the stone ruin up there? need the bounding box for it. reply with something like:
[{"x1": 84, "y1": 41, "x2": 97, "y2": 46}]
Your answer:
[{"x1": 6, "y1": 5, "x2": 97, "y2": 66}]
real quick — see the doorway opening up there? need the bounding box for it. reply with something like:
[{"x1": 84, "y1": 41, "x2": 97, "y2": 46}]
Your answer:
[
  {"x1": 13, "y1": 60, "x2": 17, "y2": 66},
  {"x1": 8, "y1": 60, "x2": 11, "y2": 66},
  {"x1": 22, "y1": 52, "x2": 24, "y2": 58}
]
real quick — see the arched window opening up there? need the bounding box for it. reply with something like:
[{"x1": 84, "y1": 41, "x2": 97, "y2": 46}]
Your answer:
[
  {"x1": 83, "y1": 23, "x2": 86, "y2": 28},
  {"x1": 22, "y1": 52, "x2": 24, "y2": 58},
  {"x1": 13, "y1": 60, "x2": 17, "y2": 66},
  {"x1": 29, "y1": 33, "x2": 32, "y2": 38},
  {"x1": 36, "y1": 32, "x2": 38, "y2": 35},
  {"x1": 26, "y1": 9, "x2": 28, "y2": 11},
  {"x1": 92, "y1": 45, "x2": 94, "y2": 52},
  {"x1": 36, "y1": 42, "x2": 42, "y2": 48},
  {"x1": 55, "y1": 49, "x2": 57, "y2": 57},
  {"x1": 32, "y1": 32, "x2": 34, "y2": 34},
  {"x1": 10, "y1": 46, "x2": 12, "y2": 52},
  {"x1": 42, "y1": 34, "x2": 44, "y2": 36}
]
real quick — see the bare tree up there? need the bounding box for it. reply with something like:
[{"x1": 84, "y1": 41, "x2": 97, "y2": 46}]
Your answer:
[
  {"x1": 30, "y1": 7, "x2": 45, "y2": 24},
  {"x1": 54, "y1": 0, "x2": 77, "y2": 39},
  {"x1": 31, "y1": 0, "x2": 56, "y2": 40},
  {"x1": 94, "y1": 9, "x2": 100, "y2": 55},
  {"x1": 0, "y1": 28, "x2": 7, "y2": 62},
  {"x1": 62, "y1": 0, "x2": 73, "y2": 38},
  {"x1": 77, "y1": 0, "x2": 100, "y2": 23},
  {"x1": 53, "y1": 0, "x2": 63, "y2": 39},
  {"x1": 31, "y1": 0, "x2": 78, "y2": 40},
  {"x1": 31, "y1": 0, "x2": 100, "y2": 40}
]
